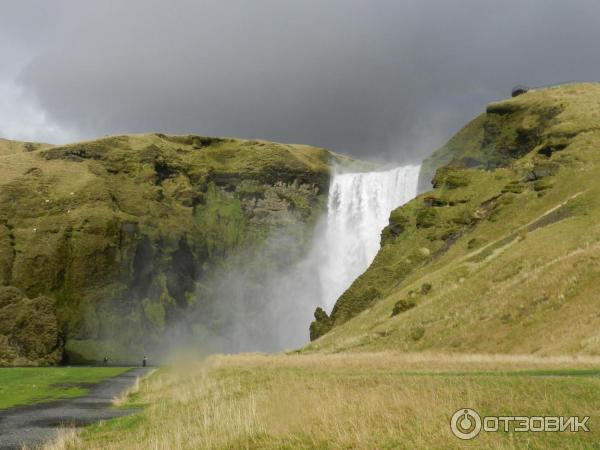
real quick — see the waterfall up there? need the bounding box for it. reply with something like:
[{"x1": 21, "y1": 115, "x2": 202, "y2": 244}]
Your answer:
[
  {"x1": 316, "y1": 165, "x2": 421, "y2": 311},
  {"x1": 179, "y1": 164, "x2": 421, "y2": 353}
]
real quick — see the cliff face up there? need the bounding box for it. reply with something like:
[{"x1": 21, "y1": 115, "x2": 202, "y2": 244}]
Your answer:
[
  {"x1": 0, "y1": 134, "x2": 340, "y2": 364},
  {"x1": 309, "y1": 83, "x2": 600, "y2": 355}
]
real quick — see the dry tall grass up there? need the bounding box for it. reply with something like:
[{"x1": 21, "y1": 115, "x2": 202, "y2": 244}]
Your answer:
[
  {"x1": 24, "y1": 427, "x2": 81, "y2": 450},
  {"x1": 62, "y1": 352, "x2": 600, "y2": 449},
  {"x1": 112, "y1": 371, "x2": 150, "y2": 407}
]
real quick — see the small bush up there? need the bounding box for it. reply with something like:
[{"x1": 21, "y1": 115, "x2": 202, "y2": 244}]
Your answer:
[
  {"x1": 415, "y1": 208, "x2": 438, "y2": 229},
  {"x1": 410, "y1": 326, "x2": 426, "y2": 341},
  {"x1": 391, "y1": 299, "x2": 416, "y2": 316},
  {"x1": 420, "y1": 283, "x2": 432, "y2": 295}
]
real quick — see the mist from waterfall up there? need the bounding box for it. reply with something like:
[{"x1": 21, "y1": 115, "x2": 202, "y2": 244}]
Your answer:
[
  {"x1": 315, "y1": 165, "x2": 421, "y2": 312},
  {"x1": 163, "y1": 164, "x2": 421, "y2": 356}
]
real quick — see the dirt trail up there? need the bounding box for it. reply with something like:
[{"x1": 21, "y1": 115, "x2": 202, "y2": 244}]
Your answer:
[{"x1": 0, "y1": 367, "x2": 150, "y2": 450}]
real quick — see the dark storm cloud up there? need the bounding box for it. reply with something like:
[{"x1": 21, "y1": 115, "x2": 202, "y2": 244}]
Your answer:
[{"x1": 6, "y1": 0, "x2": 600, "y2": 162}]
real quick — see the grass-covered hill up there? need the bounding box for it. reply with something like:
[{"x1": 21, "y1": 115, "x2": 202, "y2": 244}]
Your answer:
[
  {"x1": 0, "y1": 133, "x2": 347, "y2": 365},
  {"x1": 309, "y1": 82, "x2": 600, "y2": 355}
]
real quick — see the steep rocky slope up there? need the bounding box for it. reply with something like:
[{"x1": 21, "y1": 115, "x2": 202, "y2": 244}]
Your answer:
[
  {"x1": 0, "y1": 134, "x2": 346, "y2": 364},
  {"x1": 309, "y1": 83, "x2": 600, "y2": 355}
]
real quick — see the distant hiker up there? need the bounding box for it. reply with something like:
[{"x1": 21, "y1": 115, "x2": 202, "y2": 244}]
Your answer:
[
  {"x1": 103, "y1": 356, "x2": 109, "y2": 366},
  {"x1": 142, "y1": 356, "x2": 147, "y2": 367}
]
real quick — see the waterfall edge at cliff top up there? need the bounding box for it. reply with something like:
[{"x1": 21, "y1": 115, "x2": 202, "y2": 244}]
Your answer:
[{"x1": 317, "y1": 164, "x2": 421, "y2": 312}]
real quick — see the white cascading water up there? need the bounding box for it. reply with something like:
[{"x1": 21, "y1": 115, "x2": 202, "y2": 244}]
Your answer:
[
  {"x1": 188, "y1": 164, "x2": 422, "y2": 352},
  {"x1": 317, "y1": 165, "x2": 421, "y2": 311}
]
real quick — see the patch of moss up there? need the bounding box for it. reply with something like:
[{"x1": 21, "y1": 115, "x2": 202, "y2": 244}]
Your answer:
[{"x1": 0, "y1": 287, "x2": 62, "y2": 366}]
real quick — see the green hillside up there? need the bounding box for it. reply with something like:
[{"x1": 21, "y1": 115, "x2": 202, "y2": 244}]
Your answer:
[
  {"x1": 0, "y1": 134, "x2": 347, "y2": 365},
  {"x1": 309, "y1": 82, "x2": 600, "y2": 355},
  {"x1": 0, "y1": 138, "x2": 54, "y2": 157}
]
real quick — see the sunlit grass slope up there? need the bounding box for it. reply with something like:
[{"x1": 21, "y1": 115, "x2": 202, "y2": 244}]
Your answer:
[
  {"x1": 57, "y1": 353, "x2": 600, "y2": 449},
  {"x1": 309, "y1": 83, "x2": 600, "y2": 355}
]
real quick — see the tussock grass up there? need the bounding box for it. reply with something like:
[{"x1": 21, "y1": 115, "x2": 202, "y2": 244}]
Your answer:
[
  {"x1": 25, "y1": 426, "x2": 81, "y2": 450},
  {"x1": 66, "y1": 353, "x2": 600, "y2": 449},
  {"x1": 112, "y1": 374, "x2": 142, "y2": 407}
]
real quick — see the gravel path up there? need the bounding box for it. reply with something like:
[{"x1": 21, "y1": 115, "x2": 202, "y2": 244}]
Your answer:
[{"x1": 0, "y1": 367, "x2": 151, "y2": 450}]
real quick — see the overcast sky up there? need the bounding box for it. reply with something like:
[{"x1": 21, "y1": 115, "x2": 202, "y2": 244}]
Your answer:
[{"x1": 1, "y1": 0, "x2": 599, "y2": 163}]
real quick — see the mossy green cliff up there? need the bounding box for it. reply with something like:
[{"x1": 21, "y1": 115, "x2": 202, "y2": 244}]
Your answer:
[
  {"x1": 0, "y1": 133, "x2": 346, "y2": 365},
  {"x1": 309, "y1": 83, "x2": 600, "y2": 355}
]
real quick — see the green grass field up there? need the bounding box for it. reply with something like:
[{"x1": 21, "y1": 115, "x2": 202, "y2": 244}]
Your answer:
[
  {"x1": 0, "y1": 367, "x2": 130, "y2": 409},
  {"x1": 50, "y1": 353, "x2": 600, "y2": 449}
]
